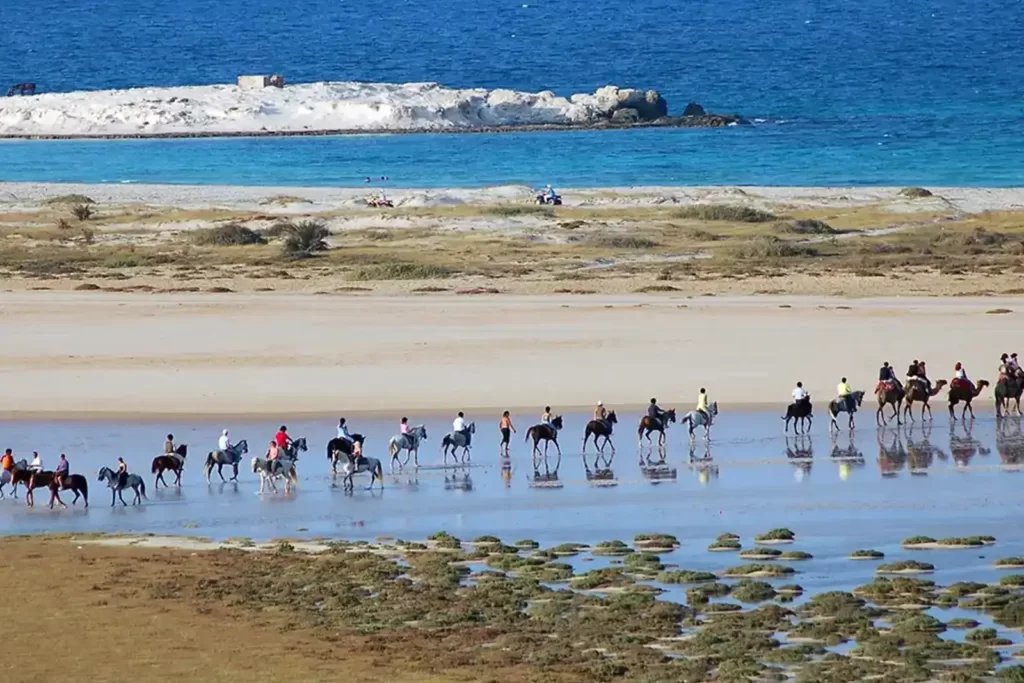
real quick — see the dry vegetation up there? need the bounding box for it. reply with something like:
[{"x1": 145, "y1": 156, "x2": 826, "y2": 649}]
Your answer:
[{"x1": 2, "y1": 194, "x2": 1023, "y2": 296}]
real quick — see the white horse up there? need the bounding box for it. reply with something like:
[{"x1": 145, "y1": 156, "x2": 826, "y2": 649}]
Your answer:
[
  {"x1": 388, "y1": 425, "x2": 427, "y2": 468},
  {"x1": 339, "y1": 454, "x2": 384, "y2": 491},
  {"x1": 680, "y1": 402, "x2": 719, "y2": 440},
  {"x1": 251, "y1": 456, "x2": 297, "y2": 494}
]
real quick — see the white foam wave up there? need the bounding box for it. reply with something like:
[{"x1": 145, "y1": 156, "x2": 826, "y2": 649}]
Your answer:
[{"x1": 0, "y1": 81, "x2": 666, "y2": 137}]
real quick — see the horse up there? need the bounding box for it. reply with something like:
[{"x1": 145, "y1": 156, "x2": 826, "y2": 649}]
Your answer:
[
  {"x1": 680, "y1": 403, "x2": 718, "y2": 440},
  {"x1": 152, "y1": 444, "x2": 188, "y2": 489},
  {"x1": 281, "y1": 437, "x2": 308, "y2": 461},
  {"x1": 340, "y1": 453, "x2": 384, "y2": 491},
  {"x1": 637, "y1": 409, "x2": 676, "y2": 448},
  {"x1": 442, "y1": 422, "x2": 476, "y2": 463},
  {"x1": 327, "y1": 434, "x2": 365, "y2": 473},
  {"x1": 98, "y1": 466, "x2": 147, "y2": 506},
  {"x1": 0, "y1": 459, "x2": 27, "y2": 499},
  {"x1": 782, "y1": 399, "x2": 813, "y2": 434},
  {"x1": 828, "y1": 391, "x2": 865, "y2": 432},
  {"x1": 526, "y1": 416, "x2": 564, "y2": 457},
  {"x1": 388, "y1": 425, "x2": 427, "y2": 468},
  {"x1": 204, "y1": 440, "x2": 249, "y2": 482},
  {"x1": 251, "y1": 457, "x2": 297, "y2": 494},
  {"x1": 12, "y1": 470, "x2": 88, "y2": 508},
  {"x1": 582, "y1": 411, "x2": 618, "y2": 455}
]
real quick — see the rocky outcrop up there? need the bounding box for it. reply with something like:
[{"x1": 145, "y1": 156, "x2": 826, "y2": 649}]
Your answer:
[{"x1": 682, "y1": 102, "x2": 707, "y2": 117}]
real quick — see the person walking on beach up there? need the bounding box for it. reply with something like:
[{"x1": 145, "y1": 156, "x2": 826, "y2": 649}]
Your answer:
[
  {"x1": 1, "y1": 448, "x2": 13, "y2": 473},
  {"x1": 499, "y1": 411, "x2": 516, "y2": 456},
  {"x1": 696, "y1": 388, "x2": 710, "y2": 422}
]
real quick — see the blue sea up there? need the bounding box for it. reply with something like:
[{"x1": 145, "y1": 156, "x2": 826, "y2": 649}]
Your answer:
[{"x1": 1, "y1": 0, "x2": 1022, "y2": 187}]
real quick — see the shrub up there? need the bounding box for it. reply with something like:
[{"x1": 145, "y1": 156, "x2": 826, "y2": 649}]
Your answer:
[
  {"x1": 282, "y1": 220, "x2": 330, "y2": 257},
  {"x1": 876, "y1": 560, "x2": 934, "y2": 574},
  {"x1": 722, "y1": 563, "x2": 794, "y2": 577},
  {"x1": 590, "y1": 235, "x2": 660, "y2": 249},
  {"x1": 730, "y1": 236, "x2": 816, "y2": 260},
  {"x1": 732, "y1": 580, "x2": 777, "y2": 603},
  {"x1": 780, "y1": 551, "x2": 813, "y2": 561},
  {"x1": 483, "y1": 205, "x2": 554, "y2": 217},
  {"x1": 755, "y1": 528, "x2": 796, "y2": 542},
  {"x1": 46, "y1": 194, "x2": 94, "y2": 205},
  {"x1": 739, "y1": 547, "x2": 782, "y2": 559},
  {"x1": 995, "y1": 557, "x2": 1024, "y2": 568},
  {"x1": 965, "y1": 627, "x2": 998, "y2": 642},
  {"x1": 634, "y1": 533, "x2": 679, "y2": 548},
  {"x1": 899, "y1": 187, "x2": 934, "y2": 198},
  {"x1": 708, "y1": 540, "x2": 741, "y2": 551},
  {"x1": 670, "y1": 204, "x2": 778, "y2": 223},
  {"x1": 71, "y1": 203, "x2": 94, "y2": 221},
  {"x1": 350, "y1": 263, "x2": 455, "y2": 281},
  {"x1": 849, "y1": 549, "x2": 885, "y2": 559},
  {"x1": 260, "y1": 221, "x2": 293, "y2": 239},
  {"x1": 657, "y1": 570, "x2": 717, "y2": 584},
  {"x1": 903, "y1": 536, "x2": 937, "y2": 546},
  {"x1": 592, "y1": 540, "x2": 633, "y2": 556},
  {"x1": 191, "y1": 223, "x2": 267, "y2": 246}
]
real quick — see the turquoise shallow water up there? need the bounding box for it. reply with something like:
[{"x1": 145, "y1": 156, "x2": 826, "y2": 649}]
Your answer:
[{"x1": 2, "y1": 0, "x2": 1022, "y2": 186}]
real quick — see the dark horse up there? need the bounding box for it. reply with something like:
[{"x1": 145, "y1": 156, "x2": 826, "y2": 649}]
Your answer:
[
  {"x1": 783, "y1": 399, "x2": 813, "y2": 434},
  {"x1": 152, "y1": 444, "x2": 188, "y2": 489},
  {"x1": 582, "y1": 411, "x2": 618, "y2": 454},
  {"x1": 327, "y1": 435, "x2": 365, "y2": 473},
  {"x1": 7, "y1": 83, "x2": 36, "y2": 97},
  {"x1": 12, "y1": 470, "x2": 89, "y2": 508},
  {"x1": 637, "y1": 409, "x2": 677, "y2": 448},
  {"x1": 526, "y1": 416, "x2": 564, "y2": 457}
]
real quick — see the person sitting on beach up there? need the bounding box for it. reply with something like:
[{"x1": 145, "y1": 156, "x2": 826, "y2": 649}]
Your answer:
[
  {"x1": 541, "y1": 407, "x2": 553, "y2": 425},
  {"x1": 53, "y1": 453, "x2": 70, "y2": 489},
  {"x1": 593, "y1": 401, "x2": 608, "y2": 423},
  {"x1": 792, "y1": 382, "x2": 809, "y2": 406},
  {"x1": 647, "y1": 398, "x2": 666, "y2": 425},
  {"x1": 116, "y1": 457, "x2": 129, "y2": 488},
  {"x1": 836, "y1": 377, "x2": 852, "y2": 412},
  {"x1": 696, "y1": 388, "x2": 710, "y2": 422}
]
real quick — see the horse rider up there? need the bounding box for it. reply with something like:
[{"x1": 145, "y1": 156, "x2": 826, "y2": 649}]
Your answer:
[
  {"x1": 399, "y1": 417, "x2": 410, "y2": 436},
  {"x1": 453, "y1": 411, "x2": 468, "y2": 436},
  {"x1": 266, "y1": 439, "x2": 281, "y2": 475},
  {"x1": 696, "y1": 388, "x2": 710, "y2": 422},
  {"x1": 593, "y1": 401, "x2": 608, "y2": 425},
  {"x1": 218, "y1": 429, "x2": 232, "y2": 457},
  {"x1": 836, "y1": 377, "x2": 853, "y2": 412},
  {"x1": 275, "y1": 425, "x2": 293, "y2": 458},
  {"x1": 337, "y1": 418, "x2": 356, "y2": 446},
  {"x1": 28, "y1": 451, "x2": 43, "y2": 489},
  {"x1": 792, "y1": 382, "x2": 810, "y2": 408},
  {"x1": 116, "y1": 457, "x2": 129, "y2": 488},
  {"x1": 164, "y1": 433, "x2": 184, "y2": 467},
  {"x1": 648, "y1": 398, "x2": 666, "y2": 427},
  {"x1": 541, "y1": 407, "x2": 553, "y2": 425},
  {"x1": 953, "y1": 362, "x2": 975, "y2": 394},
  {"x1": 54, "y1": 453, "x2": 70, "y2": 489},
  {"x1": 1000, "y1": 354, "x2": 1011, "y2": 383},
  {"x1": 1011, "y1": 353, "x2": 1022, "y2": 376}
]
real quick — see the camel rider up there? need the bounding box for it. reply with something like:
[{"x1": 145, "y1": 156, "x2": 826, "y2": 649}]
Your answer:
[
  {"x1": 648, "y1": 398, "x2": 666, "y2": 427},
  {"x1": 919, "y1": 360, "x2": 932, "y2": 392},
  {"x1": 792, "y1": 382, "x2": 809, "y2": 407},
  {"x1": 905, "y1": 360, "x2": 924, "y2": 394},
  {"x1": 54, "y1": 453, "x2": 70, "y2": 489},
  {"x1": 594, "y1": 401, "x2": 608, "y2": 424},
  {"x1": 836, "y1": 377, "x2": 853, "y2": 412},
  {"x1": 877, "y1": 362, "x2": 897, "y2": 392},
  {"x1": 696, "y1": 388, "x2": 710, "y2": 422},
  {"x1": 1010, "y1": 353, "x2": 1023, "y2": 378},
  {"x1": 1000, "y1": 354, "x2": 1011, "y2": 383},
  {"x1": 116, "y1": 457, "x2": 129, "y2": 488},
  {"x1": 954, "y1": 362, "x2": 975, "y2": 394}
]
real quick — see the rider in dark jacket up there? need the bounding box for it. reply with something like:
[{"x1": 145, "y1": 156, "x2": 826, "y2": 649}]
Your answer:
[{"x1": 647, "y1": 398, "x2": 665, "y2": 424}]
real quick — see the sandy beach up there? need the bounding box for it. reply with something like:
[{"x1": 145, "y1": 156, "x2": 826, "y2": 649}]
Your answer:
[{"x1": 0, "y1": 291, "x2": 1020, "y2": 417}]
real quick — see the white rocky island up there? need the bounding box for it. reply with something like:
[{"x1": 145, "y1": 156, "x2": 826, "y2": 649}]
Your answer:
[{"x1": 0, "y1": 80, "x2": 741, "y2": 138}]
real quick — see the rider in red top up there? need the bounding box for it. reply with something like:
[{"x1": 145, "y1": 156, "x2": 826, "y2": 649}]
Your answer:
[{"x1": 274, "y1": 426, "x2": 290, "y2": 449}]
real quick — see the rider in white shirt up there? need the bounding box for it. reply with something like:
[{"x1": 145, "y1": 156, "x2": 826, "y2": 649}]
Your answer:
[
  {"x1": 792, "y1": 382, "x2": 809, "y2": 403},
  {"x1": 452, "y1": 412, "x2": 467, "y2": 433},
  {"x1": 29, "y1": 451, "x2": 43, "y2": 472},
  {"x1": 218, "y1": 429, "x2": 231, "y2": 452},
  {"x1": 337, "y1": 418, "x2": 355, "y2": 444}
]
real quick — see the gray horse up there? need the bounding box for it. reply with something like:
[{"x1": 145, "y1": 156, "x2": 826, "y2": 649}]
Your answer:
[
  {"x1": 442, "y1": 422, "x2": 475, "y2": 463},
  {"x1": 339, "y1": 454, "x2": 385, "y2": 491},
  {"x1": 680, "y1": 402, "x2": 719, "y2": 440},
  {"x1": 98, "y1": 466, "x2": 147, "y2": 506},
  {"x1": 281, "y1": 437, "x2": 308, "y2": 460},
  {"x1": 204, "y1": 439, "x2": 249, "y2": 482},
  {"x1": 251, "y1": 456, "x2": 297, "y2": 494},
  {"x1": 389, "y1": 425, "x2": 427, "y2": 468},
  {"x1": 0, "y1": 459, "x2": 27, "y2": 499},
  {"x1": 828, "y1": 391, "x2": 865, "y2": 432}
]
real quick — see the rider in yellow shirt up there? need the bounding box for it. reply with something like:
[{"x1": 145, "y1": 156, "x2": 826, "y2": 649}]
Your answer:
[
  {"x1": 837, "y1": 377, "x2": 852, "y2": 411},
  {"x1": 696, "y1": 388, "x2": 710, "y2": 421}
]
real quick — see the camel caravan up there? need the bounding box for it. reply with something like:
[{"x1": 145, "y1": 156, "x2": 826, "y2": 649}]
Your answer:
[{"x1": 783, "y1": 357, "x2": 1020, "y2": 434}]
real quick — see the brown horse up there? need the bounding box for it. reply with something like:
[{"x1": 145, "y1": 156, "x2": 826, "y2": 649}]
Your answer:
[
  {"x1": 152, "y1": 444, "x2": 188, "y2": 488},
  {"x1": 875, "y1": 383, "x2": 903, "y2": 426},
  {"x1": 902, "y1": 379, "x2": 948, "y2": 422},
  {"x1": 11, "y1": 470, "x2": 89, "y2": 508},
  {"x1": 582, "y1": 411, "x2": 618, "y2": 455},
  {"x1": 637, "y1": 409, "x2": 676, "y2": 448},
  {"x1": 948, "y1": 379, "x2": 989, "y2": 421},
  {"x1": 525, "y1": 416, "x2": 563, "y2": 457}
]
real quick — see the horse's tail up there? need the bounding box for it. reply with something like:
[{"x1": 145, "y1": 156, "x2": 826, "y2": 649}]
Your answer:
[
  {"x1": 326, "y1": 440, "x2": 334, "y2": 460},
  {"x1": 525, "y1": 427, "x2": 534, "y2": 443},
  {"x1": 151, "y1": 457, "x2": 160, "y2": 474},
  {"x1": 139, "y1": 479, "x2": 147, "y2": 499},
  {"x1": 204, "y1": 453, "x2": 215, "y2": 470},
  {"x1": 388, "y1": 438, "x2": 399, "y2": 459},
  {"x1": 375, "y1": 460, "x2": 383, "y2": 481},
  {"x1": 79, "y1": 476, "x2": 88, "y2": 500}
]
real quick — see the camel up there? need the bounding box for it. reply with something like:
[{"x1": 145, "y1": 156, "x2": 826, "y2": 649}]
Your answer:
[
  {"x1": 902, "y1": 379, "x2": 948, "y2": 422},
  {"x1": 875, "y1": 384, "x2": 903, "y2": 426},
  {"x1": 948, "y1": 379, "x2": 990, "y2": 421},
  {"x1": 995, "y1": 376, "x2": 1023, "y2": 417}
]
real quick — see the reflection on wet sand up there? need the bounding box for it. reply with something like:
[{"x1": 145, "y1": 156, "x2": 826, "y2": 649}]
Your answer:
[
  {"x1": 583, "y1": 452, "x2": 617, "y2": 487},
  {"x1": 639, "y1": 447, "x2": 678, "y2": 484},
  {"x1": 904, "y1": 424, "x2": 945, "y2": 475},
  {"x1": 687, "y1": 442, "x2": 717, "y2": 484},
  {"x1": 530, "y1": 453, "x2": 562, "y2": 488},
  {"x1": 996, "y1": 416, "x2": 1024, "y2": 469},
  {"x1": 949, "y1": 421, "x2": 991, "y2": 467}
]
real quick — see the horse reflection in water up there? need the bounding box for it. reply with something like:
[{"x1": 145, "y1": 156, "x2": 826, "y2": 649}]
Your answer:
[
  {"x1": 444, "y1": 466, "x2": 472, "y2": 491},
  {"x1": 583, "y1": 451, "x2": 617, "y2": 487},
  {"x1": 996, "y1": 416, "x2": 1024, "y2": 469},
  {"x1": 829, "y1": 432, "x2": 865, "y2": 465},
  {"x1": 785, "y1": 436, "x2": 813, "y2": 479},
  {"x1": 688, "y1": 442, "x2": 716, "y2": 484},
  {"x1": 877, "y1": 428, "x2": 907, "y2": 477},
  {"x1": 638, "y1": 443, "x2": 677, "y2": 483},
  {"x1": 530, "y1": 452, "x2": 562, "y2": 489},
  {"x1": 949, "y1": 421, "x2": 990, "y2": 467},
  {"x1": 904, "y1": 423, "x2": 946, "y2": 475}
]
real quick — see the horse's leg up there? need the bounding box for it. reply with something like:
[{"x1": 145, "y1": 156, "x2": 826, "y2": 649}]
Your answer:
[
  {"x1": 110, "y1": 488, "x2": 116, "y2": 507},
  {"x1": 217, "y1": 464, "x2": 226, "y2": 483},
  {"x1": 118, "y1": 489, "x2": 127, "y2": 506}
]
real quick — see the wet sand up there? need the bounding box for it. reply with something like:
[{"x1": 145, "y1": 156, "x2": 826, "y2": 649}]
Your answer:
[{"x1": 1, "y1": 292, "x2": 1022, "y2": 416}]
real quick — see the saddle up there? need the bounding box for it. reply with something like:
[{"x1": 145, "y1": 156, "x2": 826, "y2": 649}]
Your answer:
[
  {"x1": 647, "y1": 417, "x2": 663, "y2": 431},
  {"x1": 876, "y1": 379, "x2": 899, "y2": 394},
  {"x1": 950, "y1": 378, "x2": 968, "y2": 391}
]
